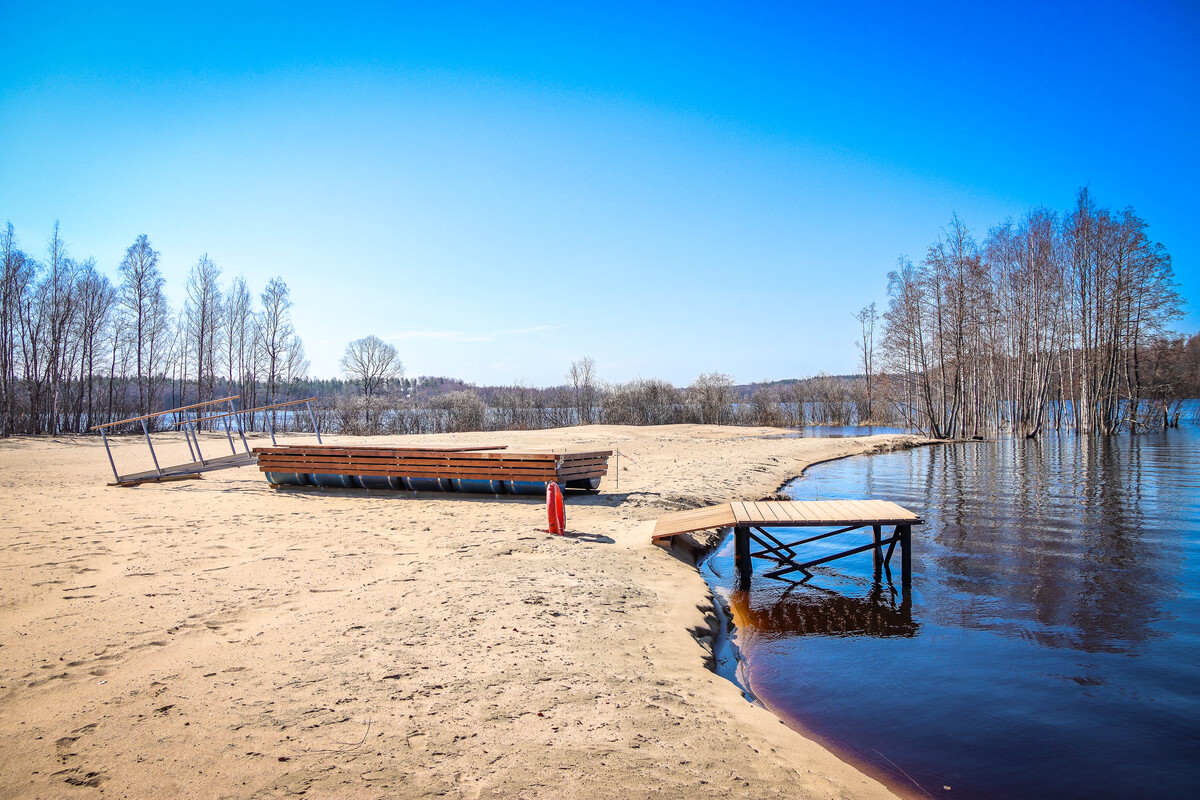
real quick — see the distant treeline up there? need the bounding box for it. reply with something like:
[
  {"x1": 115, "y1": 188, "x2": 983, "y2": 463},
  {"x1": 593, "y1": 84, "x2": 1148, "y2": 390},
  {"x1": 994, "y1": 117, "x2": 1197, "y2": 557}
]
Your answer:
[
  {"x1": 3, "y1": 200, "x2": 1196, "y2": 440},
  {"x1": 863, "y1": 188, "x2": 1197, "y2": 437},
  {"x1": 313, "y1": 368, "x2": 900, "y2": 436}
]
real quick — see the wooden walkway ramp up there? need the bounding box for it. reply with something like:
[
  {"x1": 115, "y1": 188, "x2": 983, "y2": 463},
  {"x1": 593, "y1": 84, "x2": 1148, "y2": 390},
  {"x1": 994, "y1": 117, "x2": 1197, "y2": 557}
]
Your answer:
[{"x1": 654, "y1": 499, "x2": 923, "y2": 591}]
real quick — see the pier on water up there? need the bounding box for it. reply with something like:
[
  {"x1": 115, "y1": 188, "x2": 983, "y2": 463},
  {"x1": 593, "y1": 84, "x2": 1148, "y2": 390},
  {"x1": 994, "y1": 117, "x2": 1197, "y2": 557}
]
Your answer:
[{"x1": 653, "y1": 499, "x2": 923, "y2": 592}]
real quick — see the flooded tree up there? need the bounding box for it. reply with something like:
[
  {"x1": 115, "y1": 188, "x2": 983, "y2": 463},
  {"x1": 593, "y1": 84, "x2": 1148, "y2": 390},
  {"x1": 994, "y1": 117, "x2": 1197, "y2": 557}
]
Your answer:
[
  {"x1": 854, "y1": 303, "x2": 878, "y2": 422},
  {"x1": 879, "y1": 190, "x2": 1184, "y2": 437}
]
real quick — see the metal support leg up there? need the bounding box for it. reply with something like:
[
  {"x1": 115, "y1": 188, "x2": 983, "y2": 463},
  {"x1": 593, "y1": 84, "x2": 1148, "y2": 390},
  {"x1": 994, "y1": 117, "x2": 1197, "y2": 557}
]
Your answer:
[
  {"x1": 228, "y1": 399, "x2": 250, "y2": 454},
  {"x1": 100, "y1": 428, "x2": 121, "y2": 483},
  {"x1": 223, "y1": 415, "x2": 236, "y2": 454},
  {"x1": 267, "y1": 416, "x2": 277, "y2": 446},
  {"x1": 306, "y1": 401, "x2": 322, "y2": 444},
  {"x1": 190, "y1": 422, "x2": 206, "y2": 465},
  {"x1": 181, "y1": 418, "x2": 197, "y2": 462},
  {"x1": 899, "y1": 524, "x2": 912, "y2": 597},
  {"x1": 735, "y1": 526, "x2": 752, "y2": 591},
  {"x1": 140, "y1": 419, "x2": 163, "y2": 476}
]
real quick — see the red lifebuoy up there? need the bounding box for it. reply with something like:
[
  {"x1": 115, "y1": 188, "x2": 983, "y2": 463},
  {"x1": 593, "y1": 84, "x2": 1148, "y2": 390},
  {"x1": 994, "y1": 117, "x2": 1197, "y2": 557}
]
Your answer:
[{"x1": 546, "y1": 482, "x2": 566, "y2": 535}]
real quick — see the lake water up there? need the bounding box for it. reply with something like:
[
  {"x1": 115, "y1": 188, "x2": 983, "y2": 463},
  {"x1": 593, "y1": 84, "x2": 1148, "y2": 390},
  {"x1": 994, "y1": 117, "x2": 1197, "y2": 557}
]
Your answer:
[{"x1": 703, "y1": 424, "x2": 1200, "y2": 799}]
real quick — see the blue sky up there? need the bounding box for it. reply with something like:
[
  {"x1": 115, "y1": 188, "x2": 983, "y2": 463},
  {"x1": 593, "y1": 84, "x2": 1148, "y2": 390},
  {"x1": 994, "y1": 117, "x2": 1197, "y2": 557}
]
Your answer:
[{"x1": 2, "y1": 1, "x2": 1197, "y2": 385}]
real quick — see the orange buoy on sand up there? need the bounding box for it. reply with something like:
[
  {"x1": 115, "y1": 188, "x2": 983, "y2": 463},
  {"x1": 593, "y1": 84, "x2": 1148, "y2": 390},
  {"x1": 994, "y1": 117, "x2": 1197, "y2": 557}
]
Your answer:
[{"x1": 547, "y1": 482, "x2": 566, "y2": 535}]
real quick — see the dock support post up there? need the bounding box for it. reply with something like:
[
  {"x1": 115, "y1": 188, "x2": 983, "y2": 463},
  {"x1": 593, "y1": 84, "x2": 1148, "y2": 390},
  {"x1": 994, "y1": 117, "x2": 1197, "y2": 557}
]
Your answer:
[
  {"x1": 100, "y1": 427, "x2": 120, "y2": 483},
  {"x1": 872, "y1": 524, "x2": 882, "y2": 584},
  {"x1": 899, "y1": 524, "x2": 912, "y2": 597},
  {"x1": 140, "y1": 418, "x2": 163, "y2": 476},
  {"x1": 735, "y1": 525, "x2": 752, "y2": 590}
]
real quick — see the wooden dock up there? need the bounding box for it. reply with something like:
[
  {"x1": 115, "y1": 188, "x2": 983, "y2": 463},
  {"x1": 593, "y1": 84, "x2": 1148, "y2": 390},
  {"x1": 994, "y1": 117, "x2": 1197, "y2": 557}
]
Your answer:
[{"x1": 654, "y1": 499, "x2": 923, "y2": 591}]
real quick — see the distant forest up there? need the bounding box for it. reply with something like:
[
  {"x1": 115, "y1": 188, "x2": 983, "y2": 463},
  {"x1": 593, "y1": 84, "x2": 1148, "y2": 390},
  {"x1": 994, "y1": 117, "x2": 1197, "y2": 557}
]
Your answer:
[{"x1": 1, "y1": 191, "x2": 1197, "y2": 440}]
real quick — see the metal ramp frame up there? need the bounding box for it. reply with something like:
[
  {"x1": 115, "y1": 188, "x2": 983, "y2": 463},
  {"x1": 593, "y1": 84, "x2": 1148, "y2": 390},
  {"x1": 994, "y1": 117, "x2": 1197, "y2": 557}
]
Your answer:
[
  {"x1": 90, "y1": 396, "x2": 321, "y2": 486},
  {"x1": 653, "y1": 499, "x2": 923, "y2": 593}
]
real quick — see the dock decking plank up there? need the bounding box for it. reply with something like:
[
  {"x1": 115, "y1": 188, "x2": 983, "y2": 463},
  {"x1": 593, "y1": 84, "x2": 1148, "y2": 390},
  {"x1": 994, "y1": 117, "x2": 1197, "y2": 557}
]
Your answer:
[{"x1": 653, "y1": 499, "x2": 922, "y2": 543}]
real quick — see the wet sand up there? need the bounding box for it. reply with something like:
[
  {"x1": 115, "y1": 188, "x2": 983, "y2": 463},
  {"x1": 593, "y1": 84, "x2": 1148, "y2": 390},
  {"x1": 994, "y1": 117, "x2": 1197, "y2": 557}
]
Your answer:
[{"x1": 0, "y1": 425, "x2": 922, "y2": 799}]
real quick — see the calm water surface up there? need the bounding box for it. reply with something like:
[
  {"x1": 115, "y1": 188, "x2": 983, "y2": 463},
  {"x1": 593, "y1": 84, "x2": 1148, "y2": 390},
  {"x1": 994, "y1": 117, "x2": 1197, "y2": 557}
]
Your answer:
[{"x1": 703, "y1": 424, "x2": 1200, "y2": 799}]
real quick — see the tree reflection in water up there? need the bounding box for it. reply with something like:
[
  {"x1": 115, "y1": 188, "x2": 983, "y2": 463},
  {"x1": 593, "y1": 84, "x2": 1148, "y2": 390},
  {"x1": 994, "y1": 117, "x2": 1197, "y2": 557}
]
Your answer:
[{"x1": 702, "y1": 424, "x2": 1200, "y2": 800}]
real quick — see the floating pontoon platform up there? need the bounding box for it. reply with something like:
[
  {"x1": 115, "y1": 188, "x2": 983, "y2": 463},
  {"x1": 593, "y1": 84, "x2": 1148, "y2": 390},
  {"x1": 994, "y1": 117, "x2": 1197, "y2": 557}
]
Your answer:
[{"x1": 254, "y1": 445, "x2": 612, "y2": 495}]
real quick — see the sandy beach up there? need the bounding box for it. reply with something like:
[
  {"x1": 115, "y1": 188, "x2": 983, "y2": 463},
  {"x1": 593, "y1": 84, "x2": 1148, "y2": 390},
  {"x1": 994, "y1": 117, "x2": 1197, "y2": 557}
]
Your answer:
[{"x1": 0, "y1": 425, "x2": 923, "y2": 799}]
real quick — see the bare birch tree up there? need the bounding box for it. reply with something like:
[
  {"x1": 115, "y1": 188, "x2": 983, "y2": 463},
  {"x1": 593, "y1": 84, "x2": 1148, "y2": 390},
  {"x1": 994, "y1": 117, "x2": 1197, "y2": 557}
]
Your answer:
[
  {"x1": 118, "y1": 234, "x2": 164, "y2": 416},
  {"x1": 258, "y1": 277, "x2": 293, "y2": 414},
  {"x1": 184, "y1": 254, "x2": 223, "y2": 407},
  {"x1": 568, "y1": 356, "x2": 599, "y2": 425}
]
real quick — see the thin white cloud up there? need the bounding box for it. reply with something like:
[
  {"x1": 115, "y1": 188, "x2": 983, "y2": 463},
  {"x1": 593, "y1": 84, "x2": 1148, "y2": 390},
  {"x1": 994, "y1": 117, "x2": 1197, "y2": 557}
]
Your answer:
[{"x1": 385, "y1": 324, "x2": 558, "y2": 343}]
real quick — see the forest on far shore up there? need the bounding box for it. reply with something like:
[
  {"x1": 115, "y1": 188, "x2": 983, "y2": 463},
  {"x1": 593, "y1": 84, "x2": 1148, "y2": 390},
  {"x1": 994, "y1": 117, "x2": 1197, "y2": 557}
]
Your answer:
[{"x1": 2, "y1": 188, "x2": 1197, "y2": 440}]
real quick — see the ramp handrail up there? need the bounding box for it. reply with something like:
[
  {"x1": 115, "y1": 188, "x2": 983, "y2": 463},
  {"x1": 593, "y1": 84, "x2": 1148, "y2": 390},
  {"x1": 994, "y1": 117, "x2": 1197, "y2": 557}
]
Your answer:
[
  {"x1": 89, "y1": 396, "x2": 241, "y2": 430},
  {"x1": 171, "y1": 397, "x2": 318, "y2": 426}
]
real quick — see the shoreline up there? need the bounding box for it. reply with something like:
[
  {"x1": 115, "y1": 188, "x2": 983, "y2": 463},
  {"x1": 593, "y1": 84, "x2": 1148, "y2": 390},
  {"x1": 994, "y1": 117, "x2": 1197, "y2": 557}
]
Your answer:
[
  {"x1": 2, "y1": 425, "x2": 926, "y2": 799},
  {"x1": 692, "y1": 442, "x2": 944, "y2": 800}
]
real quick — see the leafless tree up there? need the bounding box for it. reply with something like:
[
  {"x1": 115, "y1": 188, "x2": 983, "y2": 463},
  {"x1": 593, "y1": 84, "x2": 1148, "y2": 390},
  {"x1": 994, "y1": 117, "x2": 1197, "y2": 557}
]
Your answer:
[
  {"x1": 434, "y1": 389, "x2": 487, "y2": 432},
  {"x1": 853, "y1": 303, "x2": 878, "y2": 422},
  {"x1": 258, "y1": 277, "x2": 293, "y2": 416},
  {"x1": 602, "y1": 378, "x2": 681, "y2": 425},
  {"x1": 568, "y1": 356, "x2": 599, "y2": 425},
  {"x1": 0, "y1": 223, "x2": 35, "y2": 435},
  {"x1": 879, "y1": 190, "x2": 1183, "y2": 438},
  {"x1": 223, "y1": 275, "x2": 255, "y2": 413},
  {"x1": 688, "y1": 371, "x2": 735, "y2": 425},
  {"x1": 747, "y1": 385, "x2": 783, "y2": 427},
  {"x1": 184, "y1": 254, "x2": 223, "y2": 407},
  {"x1": 340, "y1": 334, "x2": 403, "y2": 397},
  {"x1": 118, "y1": 234, "x2": 165, "y2": 416},
  {"x1": 72, "y1": 259, "x2": 115, "y2": 430},
  {"x1": 43, "y1": 222, "x2": 80, "y2": 433}
]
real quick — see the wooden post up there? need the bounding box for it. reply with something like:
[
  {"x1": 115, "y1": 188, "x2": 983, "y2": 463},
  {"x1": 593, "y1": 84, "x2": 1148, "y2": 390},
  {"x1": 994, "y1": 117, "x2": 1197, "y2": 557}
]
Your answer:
[
  {"x1": 899, "y1": 524, "x2": 912, "y2": 596},
  {"x1": 735, "y1": 525, "x2": 752, "y2": 590},
  {"x1": 872, "y1": 524, "x2": 882, "y2": 584}
]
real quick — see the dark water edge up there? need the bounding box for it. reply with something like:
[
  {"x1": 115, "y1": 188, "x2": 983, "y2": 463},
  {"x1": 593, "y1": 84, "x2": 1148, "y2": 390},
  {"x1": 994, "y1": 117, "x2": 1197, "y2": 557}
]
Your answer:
[{"x1": 701, "y1": 422, "x2": 1200, "y2": 800}]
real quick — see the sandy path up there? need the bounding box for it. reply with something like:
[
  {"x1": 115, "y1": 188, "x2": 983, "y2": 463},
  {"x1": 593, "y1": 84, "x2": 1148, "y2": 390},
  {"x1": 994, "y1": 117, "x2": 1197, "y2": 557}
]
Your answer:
[{"x1": 0, "y1": 425, "x2": 921, "y2": 799}]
